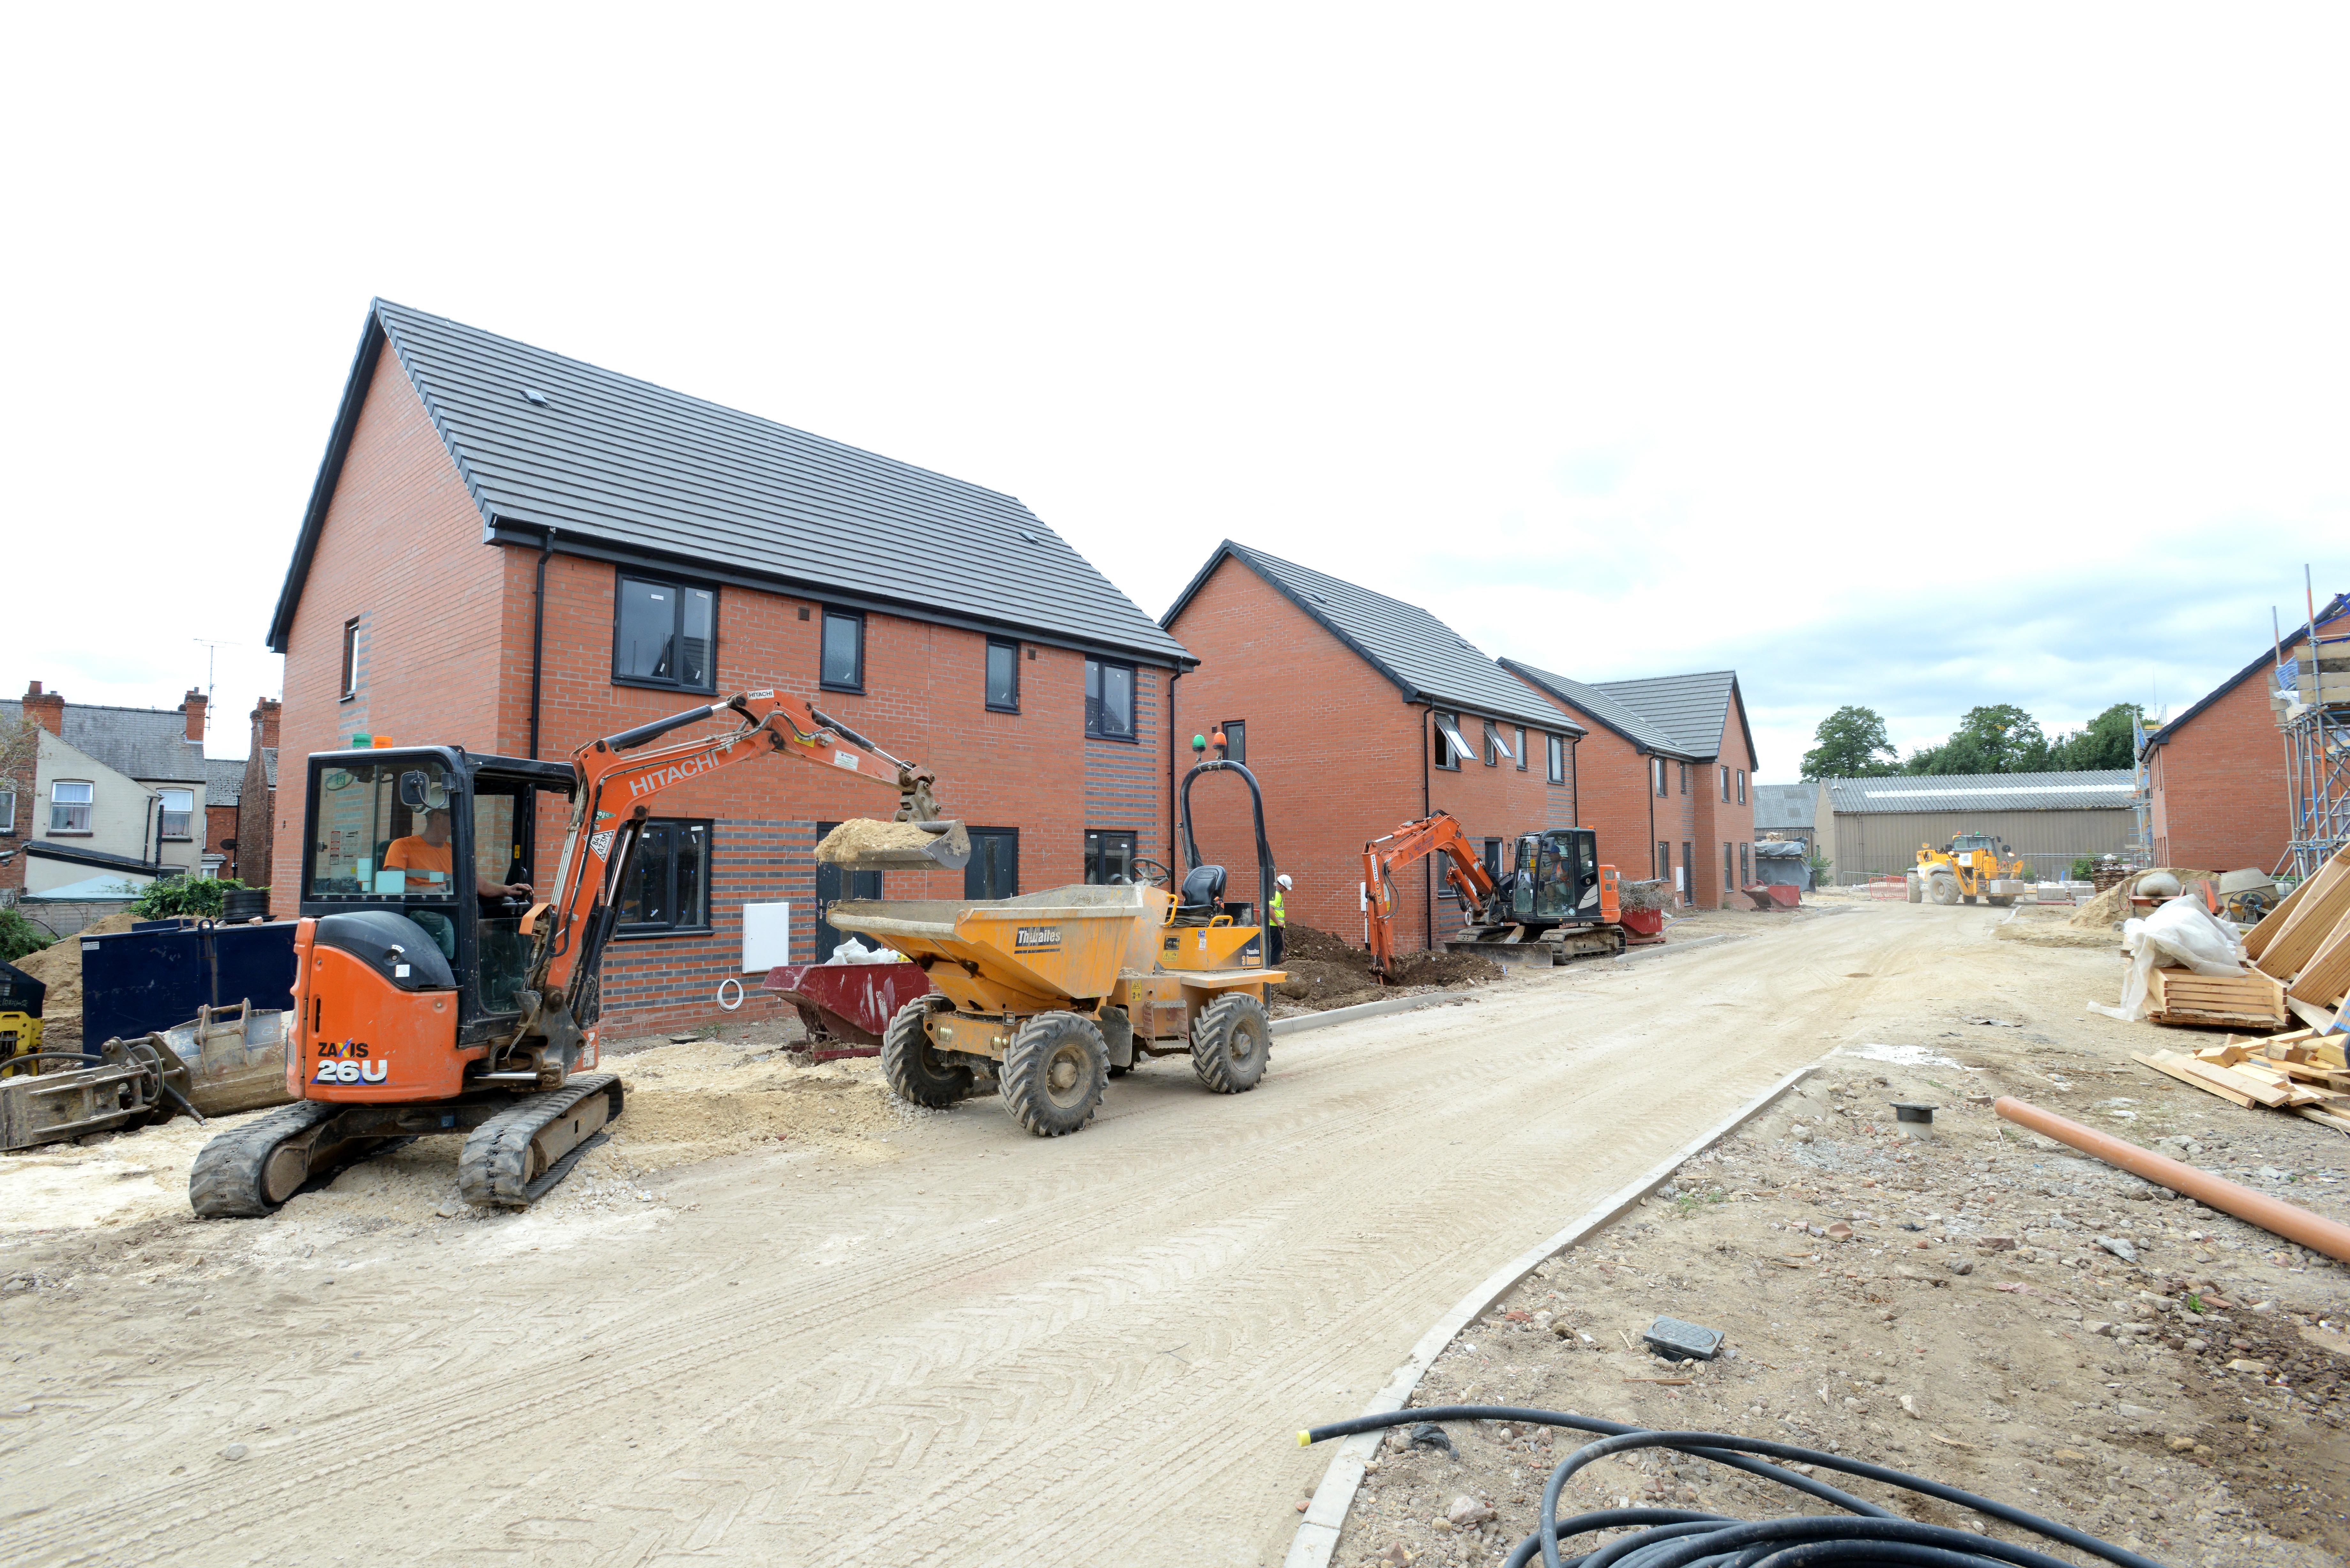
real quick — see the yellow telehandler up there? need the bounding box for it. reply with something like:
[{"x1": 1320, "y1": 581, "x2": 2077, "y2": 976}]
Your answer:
[{"x1": 1913, "y1": 834, "x2": 2030, "y2": 907}]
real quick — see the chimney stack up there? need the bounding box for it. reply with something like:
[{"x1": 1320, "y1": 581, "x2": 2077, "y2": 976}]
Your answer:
[
  {"x1": 21, "y1": 680, "x2": 63, "y2": 736},
  {"x1": 252, "y1": 697, "x2": 282, "y2": 750},
  {"x1": 183, "y1": 688, "x2": 208, "y2": 743}
]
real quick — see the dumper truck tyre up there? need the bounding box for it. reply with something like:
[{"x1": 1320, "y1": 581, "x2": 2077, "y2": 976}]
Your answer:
[
  {"x1": 882, "y1": 997, "x2": 971, "y2": 1108},
  {"x1": 1987, "y1": 894, "x2": 2014, "y2": 908},
  {"x1": 1905, "y1": 874, "x2": 1922, "y2": 904},
  {"x1": 1961, "y1": 893, "x2": 1978, "y2": 905},
  {"x1": 1000, "y1": 1012, "x2": 1107, "y2": 1137},
  {"x1": 1191, "y1": 993, "x2": 1270, "y2": 1094},
  {"x1": 1927, "y1": 875, "x2": 1960, "y2": 906}
]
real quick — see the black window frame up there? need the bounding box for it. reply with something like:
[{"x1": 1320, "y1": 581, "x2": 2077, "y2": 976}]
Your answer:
[
  {"x1": 1545, "y1": 733, "x2": 1565, "y2": 786},
  {"x1": 1737, "y1": 770, "x2": 1747, "y2": 805},
  {"x1": 611, "y1": 571, "x2": 720, "y2": 695},
  {"x1": 1720, "y1": 766, "x2": 1731, "y2": 802},
  {"x1": 1085, "y1": 658, "x2": 1137, "y2": 742},
  {"x1": 985, "y1": 638, "x2": 1021, "y2": 713},
  {"x1": 818, "y1": 608, "x2": 865, "y2": 694},
  {"x1": 1515, "y1": 726, "x2": 1529, "y2": 773},
  {"x1": 615, "y1": 817, "x2": 713, "y2": 938},
  {"x1": 1680, "y1": 764, "x2": 1689, "y2": 795},
  {"x1": 339, "y1": 617, "x2": 359, "y2": 701},
  {"x1": 1084, "y1": 829, "x2": 1137, "y2": 885},
  {"x1": 1220, "y1": 719, "x2": 1246, "y2": 763},
  {"x1": 1658, "y1": 841, "x2": 1671, "y2": 881},
  {"x1": 1432, "y1": 711, "x2": 1466, "y2": 772},
  {"x1": 1654, "y1": 758, "x2": 1668, "y2": 797}
]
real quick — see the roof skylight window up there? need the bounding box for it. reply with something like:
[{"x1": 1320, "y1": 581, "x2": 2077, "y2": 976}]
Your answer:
[{"x1": 521, "y1": 387, "x2": 551, "y2": 407}]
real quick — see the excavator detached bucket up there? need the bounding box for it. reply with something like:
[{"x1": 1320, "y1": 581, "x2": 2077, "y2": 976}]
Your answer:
[{"x1": 815, "y1": 818, "x2": 972, "y2": 873}]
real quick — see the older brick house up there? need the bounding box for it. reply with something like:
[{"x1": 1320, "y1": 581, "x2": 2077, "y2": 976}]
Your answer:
[
  {"x1": 2143, "y1": 593, "x2": 2349, "y2": 872},
  {"x1": 1161, "y1": 543, "x2": 1585, "y2": 955},
  {"x1": 266, "y1": 300, "x2": 1191, "y2": 1033},
  {"x1": 0, "y1": 682, "x2": 218, "y2": 905},
  {"x1": 1501, "y1": 663, "x2": 1757, "y2": 908}
]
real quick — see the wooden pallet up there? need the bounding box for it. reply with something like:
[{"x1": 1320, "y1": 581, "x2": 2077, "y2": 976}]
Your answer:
[{"x1": 2144, "y1": 966, "x2": 2289, "y2": 1029}]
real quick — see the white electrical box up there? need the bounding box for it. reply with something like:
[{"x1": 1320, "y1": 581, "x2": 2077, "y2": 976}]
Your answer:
[{"x1": 741, "y1": 901, "x2": 792, "y2": 972}]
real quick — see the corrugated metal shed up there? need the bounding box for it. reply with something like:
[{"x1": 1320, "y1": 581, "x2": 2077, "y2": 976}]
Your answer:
[
  {"x1": 1753, "y1": 782, "x2": 1816, "y2": 831},
  {"x1": 270, "y1": 301, "x2": 1190, "y2": 666},
  {"x1": 1499, "y1": 660, "x2": 1690, "y2": 758},
  {"x1": 0, "y1": 699, "x2": 205, "y2": 783},
  {"x1": 1590, "y1": 672, "x2": 1740, "y2": 758},
  {"x1": 1824, "y1": 771, "x2": 2134, "y2": 813},
  {"x1": 1166, "y1": 544, "x2": 1586, "y2": 733}
]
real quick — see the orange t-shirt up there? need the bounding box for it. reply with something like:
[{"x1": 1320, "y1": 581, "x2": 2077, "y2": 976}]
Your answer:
[{"x1": 383, "y1": 836, "x2": 454, "y2": 892}]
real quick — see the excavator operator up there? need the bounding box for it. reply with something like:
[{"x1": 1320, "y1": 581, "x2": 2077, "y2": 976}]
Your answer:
[{"x1": 385, "y1": 809, "x2": 533, "y2": 900}]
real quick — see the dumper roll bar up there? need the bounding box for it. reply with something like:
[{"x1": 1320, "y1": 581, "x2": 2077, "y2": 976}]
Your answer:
[{"x1": 1178, "y1": 757, "x2": 1278, "y2": 923}]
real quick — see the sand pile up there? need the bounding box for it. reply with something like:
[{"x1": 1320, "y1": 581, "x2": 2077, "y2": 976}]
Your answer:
[
  {"x1": 817, "y1": 819, "x2": 930, "y2": 862},
  {"x1": 2066, "y1": 868, "x2": 2219, "y2": 929},
  {"x1": 11, "y1": 910, "x2": 138, "y2": 1041}
]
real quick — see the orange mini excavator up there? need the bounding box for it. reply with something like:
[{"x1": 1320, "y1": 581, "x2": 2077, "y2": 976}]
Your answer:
[
  {"x1": 189, "y1": 691, "x2": 966, "y2": 1216},
  {"x1": 1362, "y1": 812, "x2": 1624, "y2": 976}
]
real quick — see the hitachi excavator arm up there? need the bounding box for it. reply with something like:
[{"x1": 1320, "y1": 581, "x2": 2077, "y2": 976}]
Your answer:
[
  {"x1": 1362, "y1": 812, "x2": 1501, "y2": 980},
  {"x1": 511, "y1": 689, "x2": 965, "y2": 1075}
]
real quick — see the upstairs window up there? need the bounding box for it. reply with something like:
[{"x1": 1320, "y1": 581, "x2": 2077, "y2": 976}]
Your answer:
[
  {"x1": 340, "y1": 617, "x2": 360, "y2": 699},
  {"x1": 1086, "y1": 659, "x2": 1135, "y2": 740},
  {"x1": 1720, "y1": 766, "x2": 1731, "y2": 801},
  {"x1": 51, "y1": 780, "x2": 93, "y2": 833},
  {"x1": 614, "y1": 573, "x2": 717, "y2": 693},
  {"x1": 1737, "y1": 770, "x2": 1747, "y2": 805},
  {"x1": 1679, "y1": 764, "x2": 1689, "y2": 795},
  {"x1": 986, "y1": 639, "x2": 1021, "y2": 712},
  {"x1": 1220, "y1": 720, "x2": 1246, "y2": 763},
  {"x1": 1653, "y1": 758, "x2": 1668, "y2": 797},
  {"x1": 1546, "y1": 734, "x2": 1565, "y2": 785},
  {"x1": 820, "y1": 609, "x2": 865, "y2": 691},
  {"x1": 1515, "y1": 726, "x2": 1529, "y2": 772},
  {"x1": 1431, "y1": 712, "x2": 1471, "y2": 772},
  {"x1": 0, "y1": 787, "x2": 14, "y2": 834},
  {"x1": 1482, "y1": 720, "x2": 1512, "y2": 768},
  {"x1": 159, "y1": 788, "x2": 194, "y2": 839}
]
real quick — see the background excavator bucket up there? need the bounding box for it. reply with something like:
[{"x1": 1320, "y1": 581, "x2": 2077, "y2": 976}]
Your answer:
[{"x1": 815, "y1": 818, "x2": 972, "y2": 872}]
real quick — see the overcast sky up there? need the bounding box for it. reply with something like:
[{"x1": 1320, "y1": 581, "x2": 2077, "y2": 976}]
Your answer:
[{"x1": 6, "y1": 7, "x2": 2345, "y2": 779}]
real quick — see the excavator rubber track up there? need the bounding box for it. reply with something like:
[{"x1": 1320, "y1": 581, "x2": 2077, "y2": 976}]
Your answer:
[
  {"x1": 188, "y1": 1099, "x2": 347, "y2": 1218},
  {"x1": 457, "y1": 1073, "x2": 623, "y2": 1209}
]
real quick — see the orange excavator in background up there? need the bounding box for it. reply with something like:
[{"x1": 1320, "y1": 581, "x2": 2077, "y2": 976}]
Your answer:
[
  {"x1": 190, "y1": 690, "x2": 966, "y2": 1217},
  {"x1": 1362, "y1": 812, "x2": 1626, "y2": 977}
]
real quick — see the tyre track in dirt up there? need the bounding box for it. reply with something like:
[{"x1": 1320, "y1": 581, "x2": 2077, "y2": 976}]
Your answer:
[{"x1": 11, "y1": 906, "x2": 1952, "y2": 1567}]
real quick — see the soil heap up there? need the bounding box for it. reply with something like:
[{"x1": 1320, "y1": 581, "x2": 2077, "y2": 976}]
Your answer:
[{"x1": 1272, "y1": 924, "x2": 1500, "y2": 1012}]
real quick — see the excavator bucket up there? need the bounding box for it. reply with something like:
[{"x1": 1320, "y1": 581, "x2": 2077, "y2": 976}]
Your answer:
[{"x1": 815, "y1": 818, "x2": 972, "y2": 873}]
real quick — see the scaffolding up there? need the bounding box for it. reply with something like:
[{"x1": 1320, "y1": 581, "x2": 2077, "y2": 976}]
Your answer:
[{"x1": 2271, "y1": 588, "x2": 2350, "y2": 882}]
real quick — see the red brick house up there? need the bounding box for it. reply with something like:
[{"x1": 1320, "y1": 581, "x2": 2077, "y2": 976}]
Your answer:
[
  {"x1": 265, "y1": 300, "x2": 1192, "y2": 1033},
  {"x1": 2143, "y1": 593, "x2": 2349, "y2": 872},
  {"x1": 1501, "y1": 662, "x2": 1757, "y2": 908},
  {"x1": 1161, "y1": 543, "x2": 1586, "y2": 955}
]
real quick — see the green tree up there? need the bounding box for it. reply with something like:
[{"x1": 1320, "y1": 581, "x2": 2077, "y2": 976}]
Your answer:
[
  {"x1": 128, "y1": 877, "x2": 248, "y2": 923},
  {"x1": 1906, "y1": 704, "x2": 2049, "y2": 774},
  {"x1": 2053, "y1": 702, "x2": 2141, "y2": 770},
  {"x1": 1800, "y1": 705, "x2": 1899, "y2": 779}
]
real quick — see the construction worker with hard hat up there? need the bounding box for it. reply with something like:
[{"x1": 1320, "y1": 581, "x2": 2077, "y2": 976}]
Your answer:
[{"x1": 1269, "y1": 872, "x2": 1291, "y2": 964}]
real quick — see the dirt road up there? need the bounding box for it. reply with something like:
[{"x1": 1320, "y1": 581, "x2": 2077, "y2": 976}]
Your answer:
[{"x1": 8, "y1": 904, "x2": 1963, "y2": 1566}]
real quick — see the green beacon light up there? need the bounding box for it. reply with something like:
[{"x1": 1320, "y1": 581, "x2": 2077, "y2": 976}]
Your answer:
[{"x1": 1192, "y1": 733, "x2": 1208, "y2": 753}]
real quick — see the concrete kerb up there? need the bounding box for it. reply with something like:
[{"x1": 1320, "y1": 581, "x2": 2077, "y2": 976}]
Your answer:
[
  {"x1": 1279, "y1": 1058, "x2": 1819, "y2": 1568},
  {"x1": 1270, "y1": 991, "x2": 1477, "y2": 1037}
]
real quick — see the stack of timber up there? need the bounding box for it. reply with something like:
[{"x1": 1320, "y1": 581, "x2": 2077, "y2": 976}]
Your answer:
[
  {"x1": 2143, "y1": 967, "x2": 2288, "y2": 1029},
  {"x1": 2242, "y1": 840, "x2": 2350, "y2": 1034},
  {"x1": 2134, "y1": 1030, "x2": 2350, "y2": 1134}
]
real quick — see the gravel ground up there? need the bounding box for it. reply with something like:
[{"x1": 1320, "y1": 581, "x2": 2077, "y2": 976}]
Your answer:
[{"x1": 1325, "y1": 942, "x2": 2350, "y2": 1568}]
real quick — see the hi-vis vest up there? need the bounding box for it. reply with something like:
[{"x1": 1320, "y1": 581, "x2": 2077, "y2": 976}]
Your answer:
[{"x1": 1270, "y1": 889, "x2": 1286, "y2": 926}]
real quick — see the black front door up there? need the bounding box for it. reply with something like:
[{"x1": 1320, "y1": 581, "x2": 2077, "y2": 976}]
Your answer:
[
  {"x1": 966, "y1": 828, "x2": 1019, "y2": 901},
  {"x1": 814, "y1": 821, "x2": 883, "y2": 961}
]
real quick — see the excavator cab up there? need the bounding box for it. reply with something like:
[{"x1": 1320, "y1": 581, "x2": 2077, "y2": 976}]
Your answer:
[
  {"x1": 1506, "y1": 828, "x2": 1604, "y2": 923},
  {"x1": 298, "y1": 747, "x2": 579, "y2": 1092}
]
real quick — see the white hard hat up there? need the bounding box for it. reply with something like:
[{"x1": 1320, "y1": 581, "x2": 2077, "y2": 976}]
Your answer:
[{"x1": 1277, "y1": 874, "x2": 1293, "y2": 889}]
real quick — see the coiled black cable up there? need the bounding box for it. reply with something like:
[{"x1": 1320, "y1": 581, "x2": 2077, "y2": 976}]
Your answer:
[{"x1": 1299, "y1": 1405, "x2": 2170, "y2": 1568}]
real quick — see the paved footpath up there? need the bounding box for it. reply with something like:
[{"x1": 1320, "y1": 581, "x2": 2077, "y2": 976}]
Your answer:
[{"x1": 12, "y1": 905, "x2": 1955, "y2": 1566}]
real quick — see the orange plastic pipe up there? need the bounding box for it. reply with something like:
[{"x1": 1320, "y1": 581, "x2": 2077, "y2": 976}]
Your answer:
[{"x1": 1994, "y1": 1096, "x2": 2350, "y2": 1263}]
